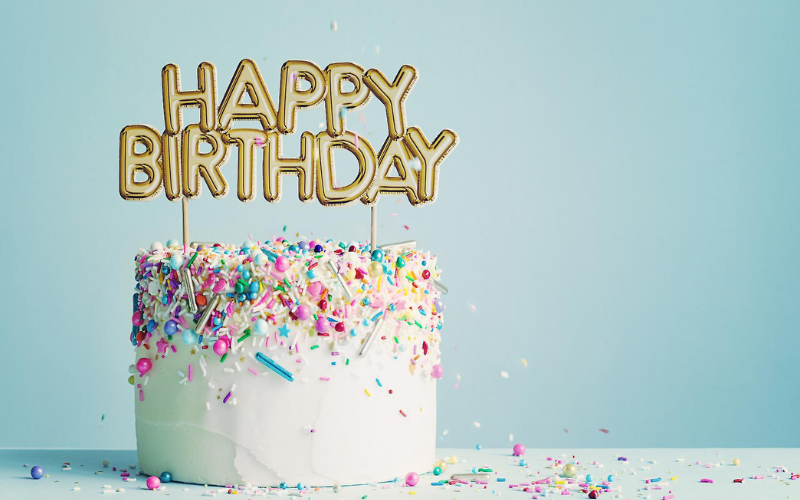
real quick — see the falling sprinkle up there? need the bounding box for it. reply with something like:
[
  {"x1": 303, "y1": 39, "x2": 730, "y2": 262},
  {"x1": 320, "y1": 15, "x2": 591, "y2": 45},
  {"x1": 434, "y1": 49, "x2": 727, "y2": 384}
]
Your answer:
[
  {"x1": 521, "y1": 358, "x2": 528, "y2": 367},
  {"x1": 442, "y1": 429, "x2": 449, "y2": 436},
  {"x1": 468, "y1": 302, "x2": 477, "y2": 312},
  {"x1": 391, "y1": 213, "x2": 399, "y2": 217},
  {"x1": 473, "y1": 421, "x2": 481, "y2": 428},
  {"x1": 331, "y1": 20, "x2": 337, "y2": 32},
  {"x1": 282, "y1": 225, "x2": 287, "y2": 232},
  {"x1": 509, "y1": 433, "x2": 514, "y2": 442},
  {"x1": 599, "y1": 428, "x2": 610, "y2": 434},
  {"x1": 101, "y1": 414, "x2": 105, "y2": 422},
  {"x1": 564, "y1": 428, "x2": 569, "y2": 433},
  {"x1": 500, "y1": 371, "x2": 509, "y2": 379},
  {"x1": 403, "y1": 225, "x2": 409, "y2": 230},
  {"x1": 374, "y1": 45, "x2": 380, "y2": 55}
]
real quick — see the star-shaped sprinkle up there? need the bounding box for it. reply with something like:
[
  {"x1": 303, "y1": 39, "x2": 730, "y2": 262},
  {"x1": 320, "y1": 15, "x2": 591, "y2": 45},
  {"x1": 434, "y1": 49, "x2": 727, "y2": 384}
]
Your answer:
[
  {"x1": 278, "y1": 324, "x2": 290, "y2": 338},
  {"x1": 156, "y1": 338, "x2": 169, "y2": 355}
]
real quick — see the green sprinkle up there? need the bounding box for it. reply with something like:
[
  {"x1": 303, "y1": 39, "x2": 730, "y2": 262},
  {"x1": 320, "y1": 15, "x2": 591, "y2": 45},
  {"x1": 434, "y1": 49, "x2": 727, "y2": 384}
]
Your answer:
[
  {"x1": 478, "y1": 468, "x2": 493, "y2": 472},
  {"x1": 186, "y1": 252, "x2": 198, "y2": 268},
  {"x1": 313, "y1": 313, "x2": 319, "y2": 321},
  {"x1": 238, "y1": 331, "x2": 251, "y2": 343},
  {"x1": 238, "y1": 278, "x2": 248, "y2": 286},
  {"x1": 346, "y1": 358, "x2": 350, "y2": 366},
  {"x1": 414, "y1": 321, "x2": 423, "y2": 329},
  {"x1": 220, "y1": 352, "x2": 228, "y2": 363},
  {"x1": 283, "y1": 278, "x2": 291, "y2": 289},
  {"x1": 310, "y1": 345, "x2": 320, "y2": 350},
  {"x1": 393, "y1": 336, "x2": 399, "y2": 344},
  {"x1": 283, "y1": 225, "x2": 287, "y2": 232},
  {"x1": 275, "y1": 285, "x2": 286, "y2": 293}
]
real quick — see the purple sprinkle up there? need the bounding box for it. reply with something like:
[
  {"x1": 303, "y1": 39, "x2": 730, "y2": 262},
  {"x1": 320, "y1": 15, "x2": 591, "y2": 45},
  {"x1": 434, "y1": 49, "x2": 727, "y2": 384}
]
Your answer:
[{"x1": 223, "y1": 392, "x2": 231, "y2": 404}]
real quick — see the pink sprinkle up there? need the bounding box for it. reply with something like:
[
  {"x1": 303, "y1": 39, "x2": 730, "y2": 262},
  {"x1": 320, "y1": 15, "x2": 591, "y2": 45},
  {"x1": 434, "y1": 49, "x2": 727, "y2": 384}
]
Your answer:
[
  {"x1": 753, "y1": 475, "x2": 765, "y2": 480},
  {"x1": 560, "y1": 489, "x2": 570, "y2": 495},
  {"x1": 320, "y1": 376, "x2": 330, "y2": 381},
  {"x1": 188, "y1": 364, "x2": 193, "y2": 382},
  {"x1": 138, "y1": 390, "x2": 144, "y2": 402},
  {"x1": 399, "y1": 410, "x2": 407, "y2": 417},
  {"x1": 599, "y1": 428, "x2": 610, "y2": 433},
  {"x1": 248, "y1": 368, "x2": 258, "y2": 376},
  {"x1": 403, "y1": 225, "x2": 409, "y2": 230},
  {"x1": 355, "y1": 132, "x2": 359, "y2": 148},
  {"x1": 663, "y1": 496, "x2": 674, "y2": 500},
  {"x1": 267, "y1": 298, "x2": 276, "y2": 309},
  {"x1": 700, "y1": 478, "x2": 713, "y2": 483},
  {"x1": 171, "y1": 345, "x2": 177, "y2": 353}
]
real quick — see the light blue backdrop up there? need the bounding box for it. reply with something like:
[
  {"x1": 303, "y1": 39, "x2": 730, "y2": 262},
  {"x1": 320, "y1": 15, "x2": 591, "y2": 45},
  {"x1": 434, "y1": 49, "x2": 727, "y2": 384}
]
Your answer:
[{"x1": 1, "y1": 0, "x2": 799, "y2": 450}]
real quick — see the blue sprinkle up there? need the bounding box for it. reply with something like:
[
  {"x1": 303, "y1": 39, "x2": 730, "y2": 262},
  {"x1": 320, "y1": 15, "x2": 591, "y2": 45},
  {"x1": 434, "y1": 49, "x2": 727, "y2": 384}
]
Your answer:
[
  {"x1": 376, "y1": 378, "x2": 382, "y2": 387},
  {"x1": 497, "y1": 478, "x2": 506, "y2": 482},
  {"x1": 371, "y1": 311, "x2": 384, "y2": 321}
]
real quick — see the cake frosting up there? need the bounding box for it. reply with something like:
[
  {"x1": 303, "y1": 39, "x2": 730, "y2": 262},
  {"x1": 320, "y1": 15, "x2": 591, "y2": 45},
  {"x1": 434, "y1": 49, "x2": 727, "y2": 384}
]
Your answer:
[{"x1": 130, "y1": 237, "x2": 445, "y2": 487}]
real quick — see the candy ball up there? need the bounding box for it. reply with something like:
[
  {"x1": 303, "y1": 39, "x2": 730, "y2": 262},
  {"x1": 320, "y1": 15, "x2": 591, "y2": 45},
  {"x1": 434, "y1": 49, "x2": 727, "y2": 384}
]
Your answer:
[
  {"x1": 159, "y1": 471, "x2": 172, "y2": 483},
  {"x1": 254, "y1": 319, "x2": 269, "y2": 335},
  {"x1": 298, "y1": 241, "x2": 310, "y2": 251},
  {"x1": 102, "y1": 460, "x2": 109, "y2": 467},
  {"x1": 562, "y1": 463, "x2": 577, "y2": 478},
  {"x1": 422, "y1": 269, "x2": 431, "y2": 279},
  {"x1": 30, "y1": 465, "x2": 44, "y2": 479},
  {"x1": 395, "y1": 257, "x2": 406, "y2": 268},
  {"x1": 182, "y1": 328, "x2": 198, "y2": 344},
  {"x1": 275, "y1": 256, "x2": 290, "y2": 272},
  {"x1": 431, "y1": 364, "x2": 444, "y2": 379},
  {"x1": 213, "y1": 339, "x2": 228, "y2": 356},
  {"x1": 405, "y1": 472, "x2": 419, "y2": 486},
  {"x1": 519, "y1": 459, "x2": 527, "y2": 466},
  {"x1": 295, "y1": 304, "x2": 311, "y2": 320},
  {"x1": 435, "y1": 460, "x2": 448, "y2": 472},
  {"x1": 132, "y1": 311, "x2": 144, "y2": 327},
  {"x1": 370, "y1": 249, "x2": 384, "y2": 262},
  {"x1": 146, "y1": 476, "x2": 161, "y2": 490},
  {"x1": 164, "y1": 320, "x2": 177, "y2": 335},
  {"x1": 433, "y1": 466, "x2": 442, "y2": 476},
  {"x1": 314, "y1": 244, "x2": 324, "y2": 253},
  {"x1": 127, "y1": 375, "x2": 135, "y2": 385},
  {"x1": 733, "y1": 458, "x2": 741, "y2": 466},
  {"x1": 368, "y1": 261, "x2": 383, "y2": 277},
  {"x1": 166, "y1": 238, "x2": 180, "y2": 248},
  {"x1": 588, "y1": 491, "x2": 600, "y2": 499},
  {"x1": 150, "y1": 241, "x2": 164, "y2": 252},
  {"x1": 448, "y1": 455, "x2": 458, "y2": 464},
  {"x1": 585, "y1": 474, "x2": 593, "y2": 483},
  {"x1": 607, "y1": 474, "x2": 614, "y2": 482},
  {"x1": 136, "y1": 358, "x2": 152, "y2": 377},
  {"x1": 433, "y1": 298, "x2": 444, "y2": 313},
  {"x1": 253, "y1": 250, "x2": 267, "y2": 266},
  {"x1": 296, "y1": 482, "x2": 303, "y2": 490},
  {"x1": 476, "y1": 444, "x2": 482, "y2": 450},
  {"x1": 242, "y1": 239, "x2": 255, "y2": 249},
  {"x1": 315, "y1": 317, "x2": 330, "y2": 334},
  {"x1": 169, "y1": 254, "x2": 184, "y2": 269},
  {"x1": 513, "y1": 443, "x2": 526, "y2": 456},
  {"x1": 279, "y1": 482, "x2": 287, "y2": 489}
]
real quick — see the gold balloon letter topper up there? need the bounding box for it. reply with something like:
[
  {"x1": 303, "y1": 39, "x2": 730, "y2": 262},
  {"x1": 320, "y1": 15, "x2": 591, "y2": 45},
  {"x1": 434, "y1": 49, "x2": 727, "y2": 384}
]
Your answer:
[{"x1": 120, "y1": 60, "x2": 458, "y2": 206}]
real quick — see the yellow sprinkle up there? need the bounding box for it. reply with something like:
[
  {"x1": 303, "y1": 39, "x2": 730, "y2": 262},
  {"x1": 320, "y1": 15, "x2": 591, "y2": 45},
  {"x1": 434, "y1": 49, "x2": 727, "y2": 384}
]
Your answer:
[
  {"x1": 670, "y1": 476, "x2": 678, "y2": 481},
  {"x1": 364, "y1": 389, "x2": 371, "y2": 397},
  {"x1": 378, "y1": 276, "x2": 382, "y2": 291},
  {"x1": 555, "y1": 480, "x2": 565, "y2": 485},
  {"x1": 521, "y1": 358, "x2": 528, "y2": 367},
  {"x1": 409, "y1": 492, "x2": 416, "y2": 495}
]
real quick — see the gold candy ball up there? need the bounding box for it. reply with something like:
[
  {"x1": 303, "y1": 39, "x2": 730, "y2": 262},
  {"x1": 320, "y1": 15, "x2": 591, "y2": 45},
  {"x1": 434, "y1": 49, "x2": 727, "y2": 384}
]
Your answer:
[
  {"x1": 733, "y1": 458, "x2": 741, "y2": 466},
  {"x1": 368, "y1": 261, "x2": 383, "y2": 277},
  {"x1": 562, "y1": 463, "x2": 577, "y2": 478},
  {"x1": 434, "y1": 460, "x2": 448, "y2": 472},
  {"x1": 448, "y1": 455, "x2": 458, "y2": 464}
]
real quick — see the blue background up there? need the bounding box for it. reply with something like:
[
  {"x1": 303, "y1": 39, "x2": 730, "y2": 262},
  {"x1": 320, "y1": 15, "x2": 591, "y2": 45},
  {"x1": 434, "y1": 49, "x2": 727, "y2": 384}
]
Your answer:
[{"x1": 1, "y1": 0, "x2": 799, "y2": 450}]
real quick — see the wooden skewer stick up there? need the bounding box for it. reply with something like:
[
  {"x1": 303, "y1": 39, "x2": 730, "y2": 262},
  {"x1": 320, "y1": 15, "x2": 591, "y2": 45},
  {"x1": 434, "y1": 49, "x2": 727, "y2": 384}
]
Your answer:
[
  {"x1": 182, "y1": 197, "x2": 190, "y2": 252},
  {"x1": 370, "y1": 205, "x2": 378, "y2": 251}
]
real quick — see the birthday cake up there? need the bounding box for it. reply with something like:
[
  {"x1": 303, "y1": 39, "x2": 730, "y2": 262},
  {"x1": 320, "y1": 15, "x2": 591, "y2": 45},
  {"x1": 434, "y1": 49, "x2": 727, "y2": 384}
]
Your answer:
[{"x1": 130, "y1": 237, "x2": 445, "y2": 487}]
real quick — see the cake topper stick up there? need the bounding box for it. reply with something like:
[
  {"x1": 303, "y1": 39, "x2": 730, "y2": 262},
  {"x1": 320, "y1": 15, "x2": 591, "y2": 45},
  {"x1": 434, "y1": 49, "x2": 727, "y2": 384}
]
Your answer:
[
  {"x1": 181, "y1": 198, "x2": 190, "y2": 251},
  {"x1": 370, "y1": 205, "x2": 378, "y2": 251}
]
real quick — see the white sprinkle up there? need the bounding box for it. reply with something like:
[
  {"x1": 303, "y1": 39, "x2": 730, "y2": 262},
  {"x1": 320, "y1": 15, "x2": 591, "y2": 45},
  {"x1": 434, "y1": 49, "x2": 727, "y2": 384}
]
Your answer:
[
  {"x1": 500, "y1": 371, "x2": 509, "y2": 379},
  {"x1": 143, "y1": 376, "x2": 149, "y2": 386},
  {"x1": 223, "y1": 368, "x2": 234, "y2": 373},
  {"x1": 234, "y1": 362, "x2": 241, "y2": 372},
  {"x1": 509, "y1": 433, "x2": 514, "y2": 441},
  {"x1": 442, "y1": 429, "x2": 449, "y2": 436},
  {"x1": 208, "y1": 382, "x2": 215, "y2": 389},
  {"x1": 206, "y1": 402, "x2": 211, "y2": 411},
  {"x1": 72, "y1": 487, "x2": 81, "y2": 491},
  {"x1": 375, "y1": 45, "x2": 380, "y2": 55},
  {"x1": 473, "y1": 421, "x2": 481, "y2": 428},
  {"x1": 331, "y1": 20, "x2": 337, "y2": 31},
  {"x1": 231, "y1": 384, "x2": 237, "y2": 392},
  {"x1": 177, "y1": 370, "x2": 185, "y2": 378}
]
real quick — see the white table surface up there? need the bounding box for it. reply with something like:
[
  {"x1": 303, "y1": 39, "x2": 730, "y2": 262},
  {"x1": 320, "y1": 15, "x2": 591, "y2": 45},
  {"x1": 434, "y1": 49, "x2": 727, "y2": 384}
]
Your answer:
[{"x1": 2, "y1": 448, "x2": 798, "y2": 499}]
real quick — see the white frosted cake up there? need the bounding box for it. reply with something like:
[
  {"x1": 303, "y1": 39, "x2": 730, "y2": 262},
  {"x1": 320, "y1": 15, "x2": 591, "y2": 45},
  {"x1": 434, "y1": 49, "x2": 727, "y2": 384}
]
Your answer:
[{"x1": 130, "y1": 237, "x2": 445, "y2": 487}]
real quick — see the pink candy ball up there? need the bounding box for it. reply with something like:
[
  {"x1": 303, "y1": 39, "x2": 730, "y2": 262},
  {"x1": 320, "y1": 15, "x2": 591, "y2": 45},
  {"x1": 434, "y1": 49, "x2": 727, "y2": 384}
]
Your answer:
[
  {"x1": 308, "y1": 281, "x2": 323, "y2": 297},
  {"x1": 213, "y1": 339, "x2": 228, "y2": 356},
  {"x1": 513, "y1": 443, "x2": 526, "y2": 456},
  {"x1": 295, "y1": 304, "x2": 311, "y2": 320},
  {"x1": 431, "y1": 364, "x2": 444, "y2": 379},
  {"x1": 405, "y1": 472, "x2": 419, "y2": 487},
  {"x1": 132, "y1": 311, "x2": 144, "y2": 327},
  {"x1": 146, "y1": 476, "x2": 161, "y2": 490},
  {"x1": 136, "y1": 358, "x2": 152, "y2": 377},
  {"x1": 275, "y1": 256, "x2": 290, "y2": 272},
  {"x1": 315, "y1": 317, "x2": 330, "y2": 334}
]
